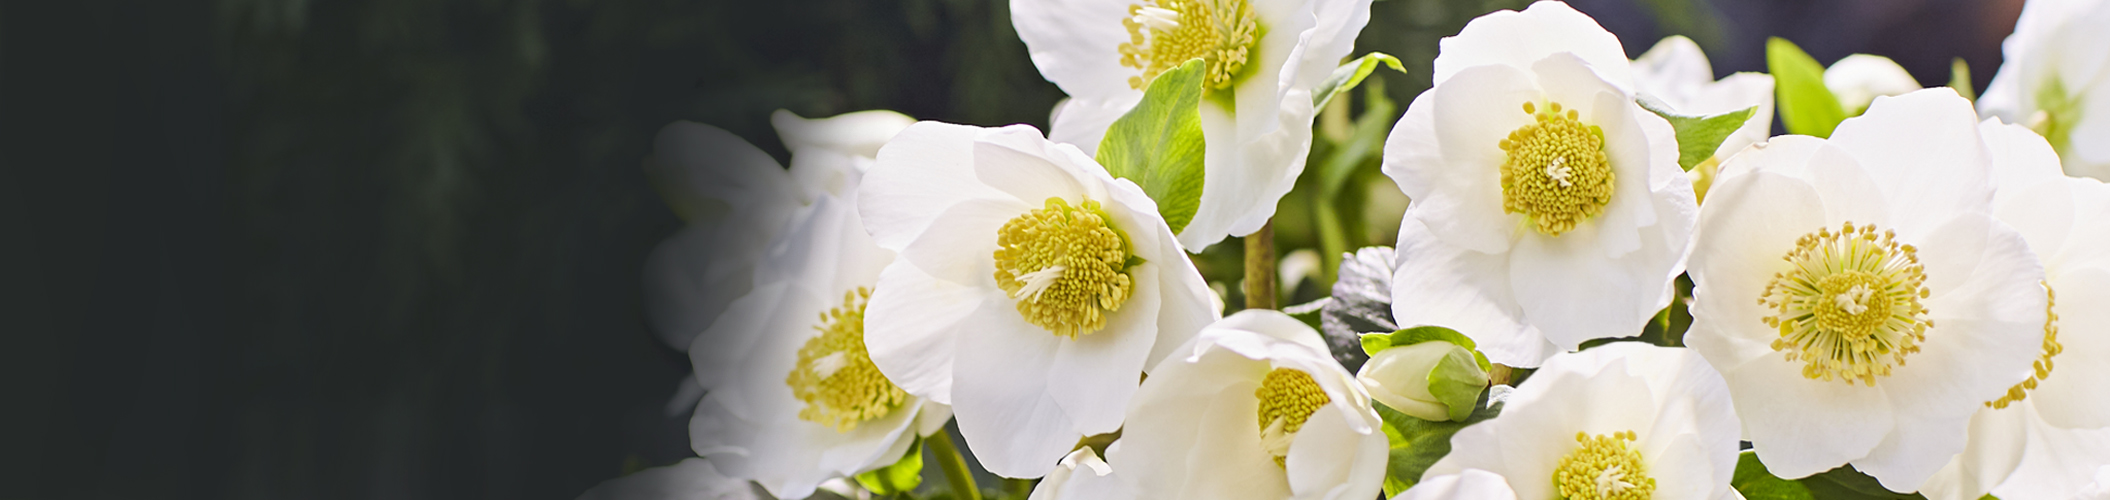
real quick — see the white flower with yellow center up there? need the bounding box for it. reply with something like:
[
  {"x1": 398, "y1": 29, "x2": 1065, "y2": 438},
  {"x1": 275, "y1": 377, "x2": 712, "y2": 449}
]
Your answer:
[
  {"x1": 1382, "y1": 1, "x2": 1697, "y2": 367},
  {"x1": 688, "y1": 191, "x2": 950, "y2": 500},
  {"x1": 1686, "y1": 89, "x2": 2050, "y2": 491},
  {"x1": 1416, "y1": 343, "x2": 1742, "y2": 500},
  {"x1": 1101, "y1": 310, "x2": 1386, "y2": 500},
  {"x1": 1979, "y1": 0, "x2": 2110, "y2": 180},
  {"x1": 1630, "y1": 35, "x2": 1775, "y2": 162},
  {"x1": 1919, "y1": 120, "x2": 2110, "y2": 500},
  {"x1": 1010, "y1": 0, "x2": 1372, "y2": 250},
  {"x1": 858, "y1": 122, "x2": 1219, "y2": 478}
]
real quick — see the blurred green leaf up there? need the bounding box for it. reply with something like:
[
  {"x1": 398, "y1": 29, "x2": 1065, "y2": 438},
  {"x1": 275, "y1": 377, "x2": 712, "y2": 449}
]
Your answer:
[
  {"x1": 1378, "y1": 390, "x2": 1503, "y2": 496},
  {"x1": 1313, "y1": 52, "x2": 1406, "y2": 110},
  {"x1": 1768, "y1": 37, "x2": 1848, "y2": 138},
  {"x1": 1636, "y1": 97, "x2": 1756, "y2": 171},
  {"x1": 1098, "y1": 58, "x2": 1208, "y2": 233},
  {"x1": 1949, "y1": 57, "x2": 1977, "y2": 103},
  {"x1": 855, "y1": 437, "x2": 925, "y2": 495},
  {"x1": 1732, "y1": 451, "x2": 1815, "y2": 500},
  {"x1": 1800, "y1": 464, "x2": 1926, "y2": 499}
]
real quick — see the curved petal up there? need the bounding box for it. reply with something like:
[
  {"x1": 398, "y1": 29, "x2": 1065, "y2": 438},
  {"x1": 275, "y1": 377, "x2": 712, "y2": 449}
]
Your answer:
[
  {"x1": 863, "y1": 121, "x2": 1012, "y2": 251},
  {"x1": 1009, "y1": 0, "x2": 1143, "y2": 101},
  {"x1": 2032, "y1": 267, "x2": 2110, "y2": 428},
  {"x1": 949, "y1": 294, "x2": 1084, "y2": 478},
  {"x1": 1989, "y1": 405, "x2": 2110, "y2": 500},
  {"x1": 1048, "y1": 260, "x2": 1159, "y2": 434},
  {"x1": 1431, "y1": 1, "x2": 1633, "y2": 89},
  {"x1": 1115, "y1": 341, "x2": 1289, "y2": 500},
  {"x1": 1829, "y1": 89, "x2": 1995, "y2": 238},
  {"x1": 1390, "y1": 218, "x2": 1555, "y2": 367},
  {"x1": 1411, "y1": 63, "x2": 1543, "y2": 254},
  {"x1": 1531, "y1": 52, "x2": 1656, "y2": 256},
  {"x1": 1919, "y1": 407, "x2": 2029, "y2": 500},
  {"x1": 974, "y1": 127, "x2": 1094, "y2": 208},
  {"x1": 645, "y1": 121, "x2": 793, "y2": 221},
  {"x1": 1047, "y1": 96, "x2": 1136, "y2": 156},
  {"x1": 1982, "y1": 119, "x2": 2067, "y2": 200},
  {"x1": 1732, "y1": 350, "x2": 1896, "y2": 480},
  {"x1": 865, "y1": 261, "x2": 984, "y2": 404},
  {"x1": 1686, "y1": 171, "x2": 1827, "y2": 374},
  {"x1": 771, "y1": 109, "x2": 915, "y2": 159},
  {"x1": 1396, "y1": 469, "x2": 1519, "y2": 500}
]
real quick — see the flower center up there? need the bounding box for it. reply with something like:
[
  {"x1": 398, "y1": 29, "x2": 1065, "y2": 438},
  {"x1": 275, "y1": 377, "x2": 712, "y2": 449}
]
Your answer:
[
  {"x1": 2028, "y1": 75, "x2": 2080, "y2": 161},
  {"x1": 1554, "y1": 431, "x2": 1656, "y2": 500},
  {"x1": 1989, "y1": 282, "x2": 2063, "y2": 409},
  {"x1": 786, "y1": 287, "x2": 910, "y2": 432},
  {"x1": 1117, "y1": 0, "x2": 1261, "y2": 91},
  {"x1": 1499, "y1": 101, "x2": 1614, "y2": 236},
  {"x1": 1255, "y1": 367, "x2": 1331, "y2": 467},
  {"x1": 994, "y1": 197, "x2": 1139, "y2": 338},
  {"x1": 1760, "y1": 222, "x2": 1932, "y2": 386}
]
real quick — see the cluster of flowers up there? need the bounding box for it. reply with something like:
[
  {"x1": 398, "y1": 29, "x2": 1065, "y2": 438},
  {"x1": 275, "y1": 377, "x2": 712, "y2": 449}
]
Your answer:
[{"x1": 583, "y1": 0, "x2": 2110, "y2": 499}]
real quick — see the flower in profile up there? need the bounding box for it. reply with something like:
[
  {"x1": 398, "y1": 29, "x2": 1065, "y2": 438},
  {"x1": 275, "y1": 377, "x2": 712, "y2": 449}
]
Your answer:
[
  {"x1": 1010, "y1": 0, "x2": 1374, "y2": 250},
  {"x1": 1686, "y1": 89, "x2": 2049, "y2": 491},
  {"x1": 858, "y1": 122, "x2": 1218, "y2": 477},
  {"x1": 1919, "y1": 121, "x2": 2110, "y2": 500},
  {"x1": 1103, "y1": 310, "x2": 1386, "y2": 500},
  {"x1": 688, "y1": 191, "x2": 950, "y2": 500},
  {"x1": 1383, "y1": 1, "x2": 1697, "y2": 367},
  {"x1": 1823, "y1": 54, "x2": 1921, "y2": 116},
  {"x1": 1979, "y1": 0, "x2": 2110, "y2": 179},
  {"x1": 1415, "y1": 342, "x2": 1742, "y2": 500},
  {"x1": 574, "y1": 458, "x2": 757, "y2": 500}
]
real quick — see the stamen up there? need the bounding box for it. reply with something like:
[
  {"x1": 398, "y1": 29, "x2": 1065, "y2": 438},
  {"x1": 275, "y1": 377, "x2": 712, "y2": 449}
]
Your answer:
[
  {"x1": 1117, "y1": 0, "x2": 1262, "y2": 91},
  {"x1": 1499, "y1": 101, "x2": 1613, "y2": 236},
  {"x1": 786, "y1": 287, "x2": 910, "y2": 432},
  {"x1": 1255, "y1": 368, "x2": 1330, "y2": 467},
  {"x1": 1989, "y1": 282, "x2": 2062, "y2": 408},
  {"x1": 1554, "y1": 431, "x2": 1655, "y2": 500},
  {"x1": 1761, "y1": 222, "x2": 1932, "y2": 386},
  {"x1": 994, "y1": 198, "x2": 1138, "y2": 338}
]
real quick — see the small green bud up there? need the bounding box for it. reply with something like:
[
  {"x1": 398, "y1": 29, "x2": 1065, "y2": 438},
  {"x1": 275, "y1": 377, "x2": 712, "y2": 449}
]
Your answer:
[{"x1": 1356, "y1": 339, "x2": 1488, "y2": 422}]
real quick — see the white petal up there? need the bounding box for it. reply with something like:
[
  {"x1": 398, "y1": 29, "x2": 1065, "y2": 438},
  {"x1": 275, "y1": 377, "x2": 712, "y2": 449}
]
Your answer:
[
  {"x1": 948, "y1": 295, "x2": 1085, "y2": 478},
  {"x1": 1396, "y1": 469, "x2": 1519, "y2": 500},
  {"x1": 2033, "y1": 267, "x2": 2110, "y2": 428},
  {"x1": 1116, "y1": 341, "x2": 1290, "y2": 500},
  {"x1": 645, "y1": 121, "x2": 793, "y2": 221},
  {"x1": 1685, "y1": 170, "x2": 1828, "y2": 374},
  {"x1": 1047, "y1": 260, "x2": 1160, "y2": 435},
  {"x1": 771, "y1": 109, "x2": 914, "y2": 159},
  {"x1": 1505, "y1": 216, "x2": 1667, "y2": 350},
  {"x1": 862, "y1": 121, "x2": 1012, "y2": 251},
  {"x1": 1398, "y1": 63, "x2": 1541, "y2": 254},
  {"x1": 645, "y1": 222, "x2": 761, "y2": 350},
  {"x1": 1919, "y1": 407, "x2": 2029, "y2": 500},
  {"x1": 1391, "y1": 218, "x2": 1556, "y2": 367},
  {"x1": 1432, "y1": 1, "x2": 1633, "y2": 89},
  {"x1": 1284, "y1": 394, "x2": 1386, "y2": 500},
  {"x1": 1989, "y1": 405, "x2": 2110, "y2": 499},
  {"x1": 1983, "y1": 119, "x2": 2068, "y2": 200},
  {"x1": 1731, "y1": 349, "x2": 1897, "y2": 480},
  {"x1": 1828, "y1": 88, "x2": 1994, "y2": 239},
  {"x1": 1009, "y1": 0, "x2": 1142, "y2": 101},
  {"x1": 1047, "y1": 96, "x2": 1135, "y2": 157},
  {"x1": 865, "y1": 261, "x2": 983, "y2": 404},
  {"x1": 1823, "y1": 54, "x2": 1921, "y2": 113},
  {"x1": 974, "y1": 127, "x2": 1094, "y2": 207}
]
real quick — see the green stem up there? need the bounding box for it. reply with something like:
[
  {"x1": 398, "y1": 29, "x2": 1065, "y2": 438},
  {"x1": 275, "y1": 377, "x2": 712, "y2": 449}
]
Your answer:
[
  {"x1": 1244, "y1": 219, "x2": 1277, "y2": 310},
  {"x1": 928, "y1": 430, "x2": 981, "y2": 500},
  {"x1": 1005, "y1": 478, "x2": 1034, "y2": 498},
  {"x1": 1312, "y1": 196, "x2": 1349, "y2": 288}
]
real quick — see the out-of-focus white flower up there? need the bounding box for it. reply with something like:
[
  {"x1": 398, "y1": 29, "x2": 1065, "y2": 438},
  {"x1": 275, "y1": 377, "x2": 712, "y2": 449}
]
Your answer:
[
  {"x1": 857, "y1": 122, "x2": 1218, "y2": 478},
  {"x1": 1356, "y1": 337, "x2": 1488, "y2": 422},
  {"x1": 1028, "y1": 446, "x2": 1129, "y2": 500},
  {"x1": 1420, "y1": 343, "x2": 1743, "y2": 500},
  {"x1": 1919, "y1": 121, "x2": 2110, "y2": 500},
  {"x1": 1630, "y1": 35, "x2": 1775, "y2": 160},
  {"x1": 1686, "y1": 89, "x2": 2048, "y2": 492},
  {"x1": 774, "y1": 110, "x2": 917, "y2": 204},
  {"x1": 1382, "y1": 1, "x2": 1696, "y2": 367},
  {"x1": 1011, "y1": 0, "x2": 1374, "y2": 251},
  {"x1": 1397, "y1": 469, "x2": 1519, "y2": 500},
  {"x1": 574, "y1": 458, "x2": 758, "y2": 500},
  {"x1": 1980, "y1": 0, "x2": 2110, "y2": 179},
  {"x1": 1104, "y1": 310, "x2": 1386, "y2": 500},
  {"x1": 689, "y1": 191, "x2": 950, "y2": 500},
  {"x1": 1824, "y1": 54, "x2": 1922, "y2": 116}
]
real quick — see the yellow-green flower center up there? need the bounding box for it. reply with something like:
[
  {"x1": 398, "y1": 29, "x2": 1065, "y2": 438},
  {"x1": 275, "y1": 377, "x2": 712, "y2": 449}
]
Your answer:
[
  {"x1": 1760, "y1": 222, "x2": 1932, "y2": 386},
  {"x1": 1499, "y1": 101, "x2": 1614, "y2": 236},
  {"x1": 1554, "y1": 431, "x2": 1656, "y2": 500},
  {"x1": 2028, "y1": 75, "x2": 2080, "y2": 162},
  {"x1": 1255, "y1": 367, "x2": 1331, "y2": 467},
  {"x1": 994, "y1": 197, "x2": 1138, "y2": 338},
  {"x1": 1989, "y1": 281, "x2": 2063, "y2": 409},
  {"x1": 1117, "y1": 0, "x2": 1261, "y2": 91},
  {"x1": 786, "y1": 287, "x2": 909, "y2": 432}
]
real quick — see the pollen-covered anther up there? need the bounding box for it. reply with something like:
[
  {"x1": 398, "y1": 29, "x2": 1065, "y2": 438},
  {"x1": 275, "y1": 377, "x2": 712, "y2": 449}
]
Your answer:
[
  {"x1": 1759, "y1": 222, "x2": 1932, "y2": 386},
  {"x1": 786, "y1": 287, "x2": 910, "y2": 432},
  {"x1": 1117, "y1": 0, "x2": 1261, "y2": 90},
  {"x1": 1498, "y1": 101, "x2": 1614, "y2": 236},
  {"x1": 1989, "y1": 281, "x2": 2063, "y2": 409},
  {"x1": 994, "y1": 197, "x2": 1139, "y2": 338},
  {"x1": 1255, "y1": 367, "x2": 1331, "y2": 467},
  {"x1": 1554, "y1": 430, "x2": 1656, "y2": 500}
]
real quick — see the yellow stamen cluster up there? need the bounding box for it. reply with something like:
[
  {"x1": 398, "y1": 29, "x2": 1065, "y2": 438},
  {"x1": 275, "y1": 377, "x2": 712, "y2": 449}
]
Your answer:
[
  {"x1": 994, "y1": 197, "x2": 1137, "y2": 338},
  {"x1": 1760, "y1": 222, "x2": 1932, "y2": 386},
  {"x1": 1989, "y1": 282, "x2": 2063, "y2": 408},
  {"x1": 1499, "y1": 101, "x2": 1614, "y2": 236},
  {"x1": 1116, "y1": 0, "x2": 1260, "y2": 91},
  {"x1": 786, "y1": 287, "x2": 909, "y2": 432},
  {"x1": 1554, "y1": 431, "x2": 1656, "y2": 500},
  {"x1": 1255, "y1": 367, "x2": 1331, "y2": 467}
]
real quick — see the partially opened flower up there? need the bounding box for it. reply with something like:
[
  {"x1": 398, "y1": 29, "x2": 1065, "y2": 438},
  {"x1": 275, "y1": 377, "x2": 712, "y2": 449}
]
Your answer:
[
  {"x1": 1630, "y1": 35, "x2": 1775, "y2": 161},
  {"x1": 688, "y1": 192, "x2": 950, "y2": 500},
  {"x1": 858, "y1": 122, "x2": 1219, "y2": 477},
  {"x1": 1919, "y1": 121, "x2": 2110, "y2": 500},
  {"x1": 574, "y1": 458, "x2": 758, "y2": 500},
  {"x1": 1824, "y1": 54, "x2": 1922, "y2": 116},
  {"x1": 1397, "y1": 469, "x2": 1519, "y2": 500},
  {"x1": 1103, "y1": 310, "x2": 1387, "y2": 500},
  {"x1": 1383, "y1": 1, "x2": 1697, "y2": 367},
  {"x1": 1420, "y1": 342, "x2": 1742, "y2": 500},
  {"x1": 1978, "y1": 0, "x2": 2110, "y2": 179},
  {"x1": 1686, "y1": 89, "x2": 2049, "y2": 491},
  {"x1": 1011, "y1": 0, "x2": 1373, "y2": 250}
]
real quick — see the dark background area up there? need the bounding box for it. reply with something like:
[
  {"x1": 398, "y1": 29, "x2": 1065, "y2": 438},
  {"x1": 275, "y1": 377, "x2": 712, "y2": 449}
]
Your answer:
[{"x1": 0, "y1": 0, "x2": 2021, "y2": 498}]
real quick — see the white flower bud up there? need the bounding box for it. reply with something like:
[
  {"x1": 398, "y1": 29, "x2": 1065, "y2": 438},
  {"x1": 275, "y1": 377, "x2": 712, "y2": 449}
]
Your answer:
[{"x1": 1356, "y1": 340, "x2": 1488, "y2": 422}]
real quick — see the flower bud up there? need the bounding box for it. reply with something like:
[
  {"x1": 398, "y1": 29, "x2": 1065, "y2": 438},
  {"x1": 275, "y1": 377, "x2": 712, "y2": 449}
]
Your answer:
[{"x1": 1356, "y1": 339, "x2": 1488, "y2": 422}]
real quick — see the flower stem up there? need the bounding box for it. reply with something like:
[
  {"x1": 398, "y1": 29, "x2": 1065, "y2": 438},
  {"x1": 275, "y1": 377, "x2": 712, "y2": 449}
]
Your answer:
[
  {"x1": 1244, "y1": 219, "x2": 1277, "y2": 310},
  {"x1": 928, "y1": 430, "x2": 982, "y2": 500}
]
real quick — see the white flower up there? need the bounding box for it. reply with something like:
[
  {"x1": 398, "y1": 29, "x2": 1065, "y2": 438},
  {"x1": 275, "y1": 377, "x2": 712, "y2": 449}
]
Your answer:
[
  {"x1": 1103, "y1": 310, "x2": 1387, "y2": 500},
  {"x1": 858, "y1": 122, "x2": 1219, "y2": 477},
  {"x1": 1029, "y1": 446, "x2": 1129, "y2": 500},
  {"x1": 1979, "y1": 0, "x2": 2110, "y2": 179},
  {"x1": 1419, "y1": 343, "x2": 1742, "y2": 500},
  {"x1": 574, "y1": 458, "x2": 758, "y2": 500},
  {"x1": 1824, "y1": 54, "x2": 1922, "y2": 116},
  {"x1": 1010, "y1": 0, "x2": 1374, "y2": 251},
  {"x1": 1686, "y1": 88, "x2": 2049, "y2": 491},
  {"x1": 1630, "y1": 35, "x2": 1775, "y2": 160},
  {"x1": 1919, "y1": 120, "x2": 2110, "y2": 500},
  {"x1": 1382, "y1": 1, "x2": 1697, "y2": 367},
  {"x1": 774, "y1": 109, "x2": 917, "y2": 204},
  {"x1": 1397, "y1": 469, "x2": 1520, "y2": 500},
  {"x1": 688, "y1": 191, "x2": 950, "y2": 500}
]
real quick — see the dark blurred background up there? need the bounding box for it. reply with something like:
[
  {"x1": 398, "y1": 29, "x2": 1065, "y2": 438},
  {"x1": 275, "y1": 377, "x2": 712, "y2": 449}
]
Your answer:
[{"x1": 0, "y1": 0, "x2": 2022, "y2": 498}]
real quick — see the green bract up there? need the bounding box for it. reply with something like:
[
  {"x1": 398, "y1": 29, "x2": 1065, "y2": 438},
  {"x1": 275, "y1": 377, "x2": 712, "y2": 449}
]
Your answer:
[
  {"x1": 1097, "y1": 58, "x2": 1209, "y2": 233},
  {"x1": 1358, "y1": 326, "x2": 1492, "y2": 422},
  {"x1": 1636, "y1": 97, "x2": 1758, "y2": 172}
]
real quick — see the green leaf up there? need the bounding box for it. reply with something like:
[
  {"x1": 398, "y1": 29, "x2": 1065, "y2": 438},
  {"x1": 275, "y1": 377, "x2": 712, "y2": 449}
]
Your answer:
[
  {"x1": 1312, "y1": 52, "x2": 1406, "y2": 110},
  {"x1": 1426, "y1": 347, "x2": 1488, "y2": 422},
  {"x1": 1378, "y1": 390, "x2": 1504, "y2": 496},
  {"x1": 855, "y1": 436, "x2": 925, "y2": 495},
  {"x1": 1768, "y1": 37, "x2": 1849, "y2": 138},
  {"x1": 1636, "y1": 97, "x2": 1757, "y2": 171},
  {"x1": 1732, "y1": 451, "x2": 1815, "y2": 500},
  {"x1": 1097, "y1": 58, "x2": 1208, "y2": 233},
  {"x1": 1798, "y1": 464, "x2": 1926, "y2": 499},
  {"x1": 1949, "y1": 57, "x2": 1976, "y2": 103}
]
